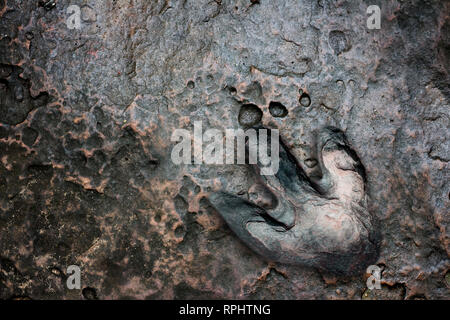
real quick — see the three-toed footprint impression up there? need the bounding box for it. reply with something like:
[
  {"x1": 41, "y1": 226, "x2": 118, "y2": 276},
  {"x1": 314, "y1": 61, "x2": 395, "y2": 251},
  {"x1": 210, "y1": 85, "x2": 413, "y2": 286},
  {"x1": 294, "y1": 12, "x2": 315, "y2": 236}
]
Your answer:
[{"x1": 209, "y1": 102, "x2": 378, "y2": 275}]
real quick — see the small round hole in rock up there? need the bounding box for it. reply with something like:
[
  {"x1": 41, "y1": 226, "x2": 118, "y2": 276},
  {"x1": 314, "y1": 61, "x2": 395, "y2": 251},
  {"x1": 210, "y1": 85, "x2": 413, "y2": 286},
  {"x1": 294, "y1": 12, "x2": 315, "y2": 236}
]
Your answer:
[
  {"x1": 187, "y1": 80, "x2": 195, "y2": 89},
  {"x1": 175, "y1": 226, "x2": 185, "y2": 237},
  {"x1": 238, "y1": 104, "x2": 263, "y2": 127},
  {"x1": 299, "y1": 92, "x2": 311, "y2": 107},
  {"x1": 82, "y1": 287, "x2": 98, "y2": 300},
  {"x1": 269, "y1": 101, "x2": 288, "y2": 118},
  {"x1": 228, "y1": 86, "x2": 237, "y2": 95}
]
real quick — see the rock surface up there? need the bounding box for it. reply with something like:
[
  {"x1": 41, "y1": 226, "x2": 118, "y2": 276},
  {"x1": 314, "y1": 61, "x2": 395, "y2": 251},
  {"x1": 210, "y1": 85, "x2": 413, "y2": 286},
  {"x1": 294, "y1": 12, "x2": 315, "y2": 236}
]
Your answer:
[{"x1": 0, "y1": 0, "x2": 448, "y2": 299}]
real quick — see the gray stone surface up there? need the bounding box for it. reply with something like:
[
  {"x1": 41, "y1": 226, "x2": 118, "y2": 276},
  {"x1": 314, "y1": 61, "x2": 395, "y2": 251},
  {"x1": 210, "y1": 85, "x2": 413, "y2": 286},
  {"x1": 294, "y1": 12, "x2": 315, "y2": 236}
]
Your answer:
[{"x1": 0, "y1": 0, "x2": 448, "y2": 299}]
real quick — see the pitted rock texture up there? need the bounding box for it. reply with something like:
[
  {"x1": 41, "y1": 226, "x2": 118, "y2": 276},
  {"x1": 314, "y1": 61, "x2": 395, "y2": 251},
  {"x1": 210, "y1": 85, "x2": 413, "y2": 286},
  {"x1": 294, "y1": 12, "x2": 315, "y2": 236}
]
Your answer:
[{"x1": 0, "y1": 0, "x2": 449, "y2": 299}]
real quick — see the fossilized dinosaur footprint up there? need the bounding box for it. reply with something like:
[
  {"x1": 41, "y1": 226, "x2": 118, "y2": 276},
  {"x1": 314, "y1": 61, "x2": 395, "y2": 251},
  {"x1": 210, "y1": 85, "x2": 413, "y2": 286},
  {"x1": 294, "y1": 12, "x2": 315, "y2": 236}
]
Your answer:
[{"x1": 209, "y1": 127, "x2": 378, "y2": 275}]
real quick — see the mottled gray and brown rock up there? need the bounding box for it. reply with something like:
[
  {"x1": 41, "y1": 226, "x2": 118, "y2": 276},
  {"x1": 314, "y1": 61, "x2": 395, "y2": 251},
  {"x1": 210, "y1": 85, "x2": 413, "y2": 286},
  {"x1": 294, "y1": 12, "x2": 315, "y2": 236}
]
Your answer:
[{"x1": 0, "y1": 0, "x2": 448, "y2": 299}]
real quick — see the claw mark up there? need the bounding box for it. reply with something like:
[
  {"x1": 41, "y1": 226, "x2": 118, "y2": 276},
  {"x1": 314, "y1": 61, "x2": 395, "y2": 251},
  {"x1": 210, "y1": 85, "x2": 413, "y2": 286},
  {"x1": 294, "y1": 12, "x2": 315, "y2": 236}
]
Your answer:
[{"x1": 209, "y1": 127, "x2": 378, "y2": 275}]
